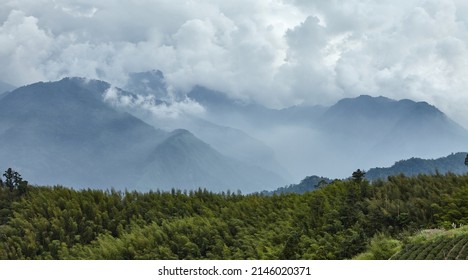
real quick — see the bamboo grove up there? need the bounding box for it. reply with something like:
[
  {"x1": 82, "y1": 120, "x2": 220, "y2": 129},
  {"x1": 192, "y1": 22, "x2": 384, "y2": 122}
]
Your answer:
[{"x1": 0, "y1": 172, "x2": 467, "y2": 259}]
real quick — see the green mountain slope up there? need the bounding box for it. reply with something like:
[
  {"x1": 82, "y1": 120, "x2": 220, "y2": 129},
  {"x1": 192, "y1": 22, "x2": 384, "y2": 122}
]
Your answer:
[{"x1": 262, "y1": 175, "x2": 332, "y2": 195}]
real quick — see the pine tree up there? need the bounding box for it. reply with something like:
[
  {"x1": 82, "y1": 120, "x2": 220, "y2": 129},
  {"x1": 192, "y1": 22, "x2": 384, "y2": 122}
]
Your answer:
[
  {"x1": 3, "y1": 168, "x2": 15, "y2": 192},
  {"x1": 2, "y1": 168, "x2": 27, "y2": 194},
  {"x1": 352, "y1": 169, "x2": 366, "y2": 183}
]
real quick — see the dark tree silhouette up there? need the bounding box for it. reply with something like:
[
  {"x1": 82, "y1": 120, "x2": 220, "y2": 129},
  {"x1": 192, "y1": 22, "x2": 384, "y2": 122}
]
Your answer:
[
  {"x1": 3, "y1": 168, "x2": 15, "y2": 192},
  {"x1": 352, "y1": 169, "x2": 366, "y2": 183},
  {"x1": 2, "y1": 168, "x2": 28, "y2": 194},
  {"x1": 465, "y1": 153, "x2": 468, "y2": 166}
]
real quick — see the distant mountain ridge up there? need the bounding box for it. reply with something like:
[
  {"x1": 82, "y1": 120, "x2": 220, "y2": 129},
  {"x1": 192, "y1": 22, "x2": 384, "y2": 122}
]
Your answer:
[
  {"x1": 3, "y1": 71, "x2": 468, "y2": 192},
  {"x1": 310, "y1": 94, "x2": 468, "y2": 178},
  {"x1": 0, "y1": 78, "x2": 283, "y2": 192},
  {"x1": 138, "y1": 129, "x2": 283, "y2": 190},
  {"x1": 366, "y1": 152, "x2": 468, "y2": 180},
  {"x1": 261, "y1": 175, "x2": 332, "y2": 195},
  {"x1": 0, "y1": 78, "x2": 165, "y2": 188},
  {"x1": 121, "y1": 72, "x2": 290, "y2": 180},
  {"x1": 121, "y1": 71, "x2": 468, "y2": 181},
  {"x1": 264, "y1": 152, "x2": 468, "y2": 195}
]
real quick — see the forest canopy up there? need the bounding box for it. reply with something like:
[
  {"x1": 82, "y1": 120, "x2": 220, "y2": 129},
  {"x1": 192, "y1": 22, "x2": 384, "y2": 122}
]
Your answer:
[{"x1": 0, "y1": 170, "x2": 467, "y2": 260}]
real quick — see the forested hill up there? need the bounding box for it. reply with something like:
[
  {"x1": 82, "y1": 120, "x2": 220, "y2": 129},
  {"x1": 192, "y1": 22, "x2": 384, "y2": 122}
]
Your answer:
[
  {"x1": 265, "y1": 152, "x2": 468, "y2": 195},
  {"x1": 1, "y1": 172, "x2": 467, "y2": 260},
  {"x1": 366, "y1": 152, "x2": 468, "y2": 180},
  {"x1": 261, "y1": 175, "x2": 332, "y2": 195}
]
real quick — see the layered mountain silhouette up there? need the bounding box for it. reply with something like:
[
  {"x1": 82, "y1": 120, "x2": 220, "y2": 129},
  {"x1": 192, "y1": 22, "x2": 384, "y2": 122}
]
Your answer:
[
  {"x1": 0, "y1": 78, "x2": 284, "y2": 192},
  {"x1": 366, "y1": 152, "x2": 468, "y2": 180},
  {"x1": 122, "y1": 71, "x2": 289, "y2": 180},
  {"x1": 186, "y1": 85, "x2": 325, "y2": 128},
  {"x1": 315, "y1": 95, "x2": 468, "y2": 177},
  {"x1": 120, "y1": 70, "x2": 468, "y2": 181},
  {"x1": 138, "y1": 128, "x2": 282, "y2": 190},
  {"x1": 264, "y1": 152, "x2": 468, "y2": 194},
  {"x1": 2, "y1": 71, "x2": 467, "y2": 191}
]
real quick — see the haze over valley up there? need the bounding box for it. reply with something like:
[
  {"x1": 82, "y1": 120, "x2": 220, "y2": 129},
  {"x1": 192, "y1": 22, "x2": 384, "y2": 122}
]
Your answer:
[{"x1": 0, "y1": 73, "x2": 467, "y2": 192}]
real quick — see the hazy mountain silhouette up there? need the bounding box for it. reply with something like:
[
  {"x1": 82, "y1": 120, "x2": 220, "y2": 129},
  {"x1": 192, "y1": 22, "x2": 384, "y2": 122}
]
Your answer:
[
  {"x1": 187, "y1": 85, "x2": 326, "y2": 128},
  {"x1": 138, "y1": 129, "x2": 284, "y2": 192},
  {"x1": 0, "y1": 78, "x2": 284, "y2": 191},
  {"x1": 366, "y1": 152, "x2": 468, "y2": 180},
  {"x1": 126, "y1": 71, "x2": 468, "y2": 181},
  {"x1": 0, "y1": 78, "x2": 166, "y2": 187},
  {"x1": 171, "y1": 117, "x2": 290, "y2": 179},
  {"x1": 3, "y1": 71, "x2": 467, "y2": 190},
  {"x1": 119, "y1": 72, "x2": 289, "y2": 180},
  {"x1": 307, "y1": 95, "x2": 468, "y2": 177},
  {"x1": 264, "y1": 152, "x2": 468, "y2": 195}
]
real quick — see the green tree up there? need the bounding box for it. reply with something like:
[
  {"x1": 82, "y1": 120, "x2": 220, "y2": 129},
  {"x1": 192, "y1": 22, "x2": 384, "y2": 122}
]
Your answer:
[
  {"x1": 3, "y1": 168, "x2": 15, "y2": 191},
  {"x1": 354, "y1": 233, "x2": 401, "y2": 260},
  {"x1": 2, "y1": 168, "x2": 28, "y2": 194},
  {"x1": 280, "y1": 231, "x2": 301, "y2": 259},
  {"x1": 352, "y1": 169, "x2": 366, "y2": 183}
]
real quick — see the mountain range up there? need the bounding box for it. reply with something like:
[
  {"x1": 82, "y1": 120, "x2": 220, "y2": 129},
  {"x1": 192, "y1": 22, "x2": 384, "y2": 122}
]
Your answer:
[
  {"x1": 265, "y1": 152, "x2": 468, "y2": 195},
  {"x1": 154, "y1": 76, "x2": 466, "y2": 180},
  {"x1": 1, "y1": 70, "x2": 467, "y2": 192},
  {"x1": 366, "y1": 152, "x2": 468, "y2": 180},
  {"x1": 0, "y1": 78, "x2": 283, "y2": 192}
]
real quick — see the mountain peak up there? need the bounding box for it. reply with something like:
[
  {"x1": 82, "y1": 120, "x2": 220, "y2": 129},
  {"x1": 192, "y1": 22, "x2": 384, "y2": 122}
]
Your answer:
[
  {"x1": 332, "y1": 95, "x2": 397, "y2": 110},
  {"x1": 0, "y1": 78, "x2": 114, "y2": 119},
  {"x1": 355, "y1": 94, "x2": 394, "y2": 103},
  {"x1": 325, "y1": 94, "x2": 446, "y2": 121},
  {"x1": 169, "y1": 128, "x2": 192, "y2": 136}
]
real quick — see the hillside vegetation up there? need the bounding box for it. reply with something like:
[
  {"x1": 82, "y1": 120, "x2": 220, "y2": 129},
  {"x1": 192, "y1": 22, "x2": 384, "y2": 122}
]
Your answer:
[
  {"x1": 0, "y1": 172, "x2": 467, "y2": 259},
  {"x1": 391, "y1": 227, "x2": 468, "y2": 260}
]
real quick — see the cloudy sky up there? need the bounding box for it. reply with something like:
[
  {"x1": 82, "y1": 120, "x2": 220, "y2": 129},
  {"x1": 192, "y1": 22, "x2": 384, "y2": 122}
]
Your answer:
[{"x1": 1, "y1": 0, "x2": 468, "y2": 127}]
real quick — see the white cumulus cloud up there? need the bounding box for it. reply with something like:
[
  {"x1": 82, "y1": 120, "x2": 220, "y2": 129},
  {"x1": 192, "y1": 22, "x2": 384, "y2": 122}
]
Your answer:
[{"x1": 1, "y1": 0, "x2": 468, "y2": 127}]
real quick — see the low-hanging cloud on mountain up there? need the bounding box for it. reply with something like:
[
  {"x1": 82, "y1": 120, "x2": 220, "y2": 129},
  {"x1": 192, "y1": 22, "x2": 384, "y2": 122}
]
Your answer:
[
  {"x1": 2, "y1": 0, "x2": 468, "y2": 127},
  {"x1": 103, "y1": 86, "x2": 205, "y2": 121}
]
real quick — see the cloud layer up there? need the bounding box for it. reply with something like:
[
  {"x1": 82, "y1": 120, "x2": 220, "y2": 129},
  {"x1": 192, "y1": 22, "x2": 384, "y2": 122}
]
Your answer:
[{"x1": 2, "y1": 0, "x2": 468, "y2": 127}]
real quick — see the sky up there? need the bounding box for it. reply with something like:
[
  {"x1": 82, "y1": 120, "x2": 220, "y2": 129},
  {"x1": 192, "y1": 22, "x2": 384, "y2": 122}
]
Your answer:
[{"x1": 1, "y1": 0, "x2": 468, "y2": 128}]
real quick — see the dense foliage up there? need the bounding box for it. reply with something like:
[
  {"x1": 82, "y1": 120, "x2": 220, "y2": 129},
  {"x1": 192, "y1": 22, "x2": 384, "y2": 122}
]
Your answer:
[{"x1": 1, "y1": 172, "x2": 467, "y2": 259}]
